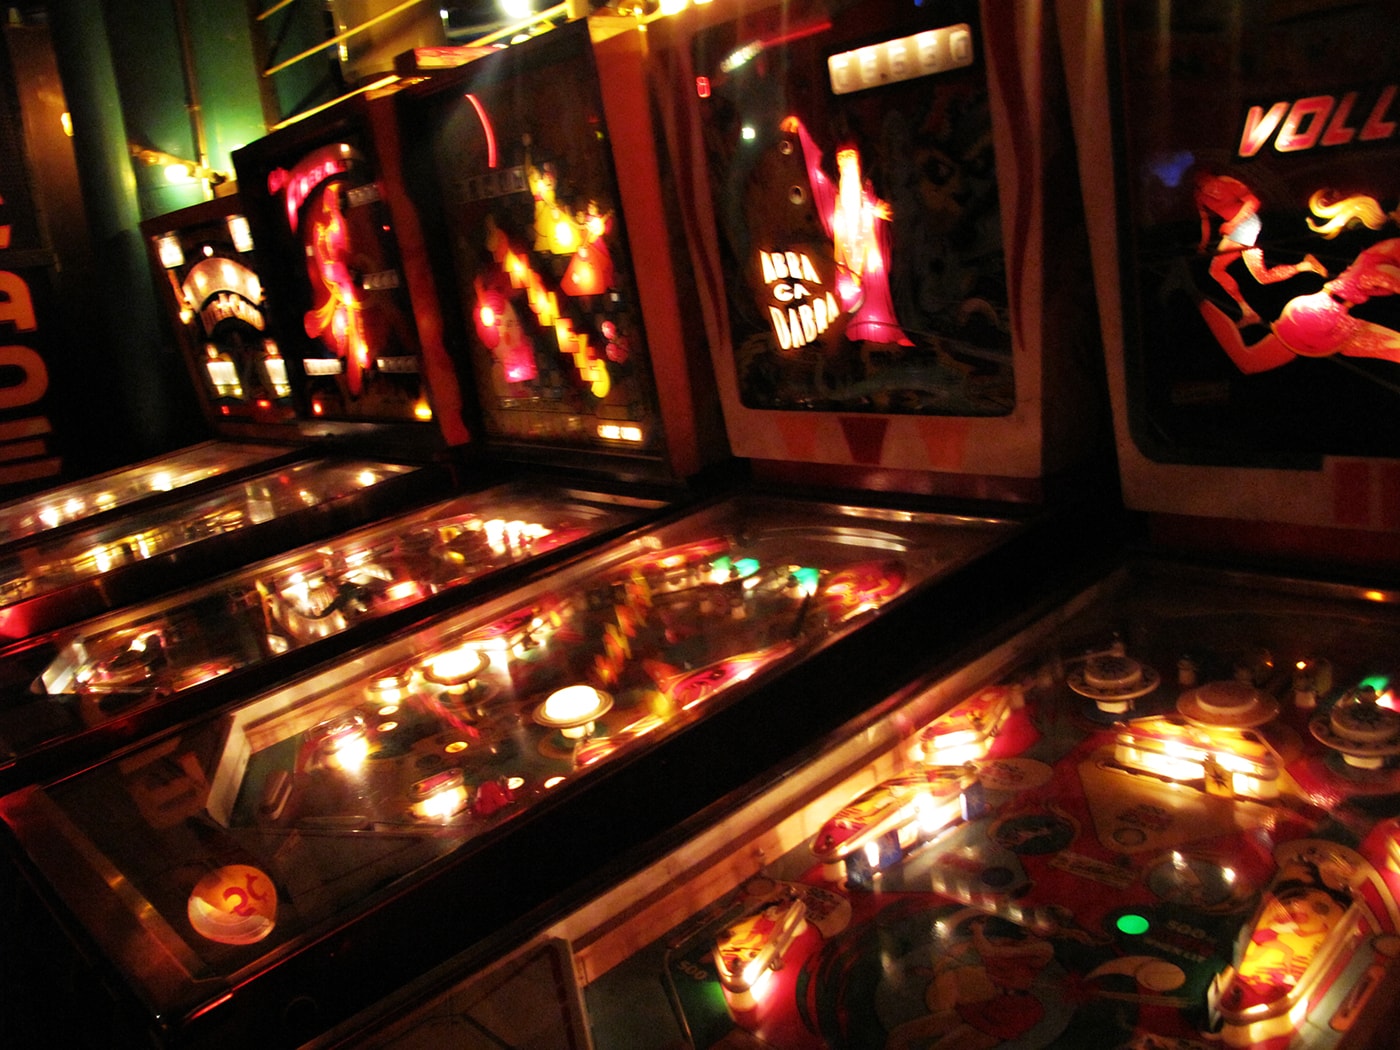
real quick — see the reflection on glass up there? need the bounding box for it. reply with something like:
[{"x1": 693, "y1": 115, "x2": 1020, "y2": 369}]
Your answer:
[
  {"x1": 3, "y1": 497, "x2": 1009, "y2": 1029},
  {"x1": 0, "y1": 485, "x2": 644, "y2": 766},
  {"x1": 0, "y1": 443, "x2": 290, "y2": 546}
]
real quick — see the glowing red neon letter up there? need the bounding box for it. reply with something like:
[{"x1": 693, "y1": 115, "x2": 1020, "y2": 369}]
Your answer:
[{"x1": 1238, "y1": 102, "x2": 1289, "y2": 157}]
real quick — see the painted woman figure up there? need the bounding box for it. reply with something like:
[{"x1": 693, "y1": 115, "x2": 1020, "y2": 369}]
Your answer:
[
  {"x1": 783, "y1": 116, "x2": 912, "y2": 346},
  {"x1": 885, "y1": 913, "x2": 1057, "y2": 1050},
  {"x1": 1200, "y1": 236, "x2": 1400, "y2": 373},
  {"x1": 1193, "y1": 169, "x2": 1325, "y2": 328}
]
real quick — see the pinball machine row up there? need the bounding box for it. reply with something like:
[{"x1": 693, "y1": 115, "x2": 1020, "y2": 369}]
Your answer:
[
  {"x1": 0, "y1": 0, "x2": 1111, "y2": 1046},
  {"x1": 0, "y1": 63, "x2": 710, "y2": 796},
  {"x1": 0, "y1": 114, "x2": 477, "y2": 656},
  {"x1": 294, "y1": 2, "x2": 1400, "y2": 1049},
  {"x1": 0, "y1": 7, "x2": 758, "y2": 795},
  {"x1": 0, "y1": 478, "x2": 659, "y2": 792}
]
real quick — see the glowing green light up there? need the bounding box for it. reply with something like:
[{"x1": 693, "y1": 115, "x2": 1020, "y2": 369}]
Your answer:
[
  {"x1": 1361, "y1": 675, "x2": 1390, "y2": 694},
  {"x1": 1117, "y1": 914, "x2": 1150, "y2": 936},
  {"x1": 733, "y1": 557, "x2": 760, "y2": 578},
  {"x1": 792, "y1": 566, "x2": 820, "y2": 591}
]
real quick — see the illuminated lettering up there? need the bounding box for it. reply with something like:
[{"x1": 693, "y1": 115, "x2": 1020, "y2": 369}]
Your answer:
[
  {"x1": 1361, "y1": 84, "x2": 1398, "y2": 141},
  {"x1": 0, "y1": 345, "x2": 46, "y2": 408},
  {"x1": 272, "y1": 143, "x2": 363, "y2": 232},
  {"x1": 1321, "y1": 92, "x2": 1359, "y2": 147},
  {"x1": 1275, "y1": 95, "x2": 1334, "y2": 152},
  {"x1": 200, "y1": 294, "x2": 265, "y2": 333},
  {"x1": 0, "y1": 271, "x2": 36, "y2": 331},
  {"x1": 769, "y1": 305, "x2": 793, "y2": 350},
  {"x1": 760, "y1": 249, "x2": 842, "y2": 351},
  {"x1": 1239, "y1": 88, "x2": 1400, "y2": 156}
]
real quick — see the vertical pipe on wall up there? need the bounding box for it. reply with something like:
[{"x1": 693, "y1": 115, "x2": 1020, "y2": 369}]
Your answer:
[
  {"x1": 172, "y1": 0, "x2": 212, "y2": 197},
  {"x1": 45, "y1": 0, "x2": 187, "y2": 460}
]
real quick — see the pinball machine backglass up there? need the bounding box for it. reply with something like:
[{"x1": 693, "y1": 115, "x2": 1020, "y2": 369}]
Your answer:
[{"x1": 1064, "y1": 0, "x2": 1400, "y2": 547}]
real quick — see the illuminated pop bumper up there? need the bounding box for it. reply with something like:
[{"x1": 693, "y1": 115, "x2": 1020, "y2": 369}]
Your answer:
[{"x1": 535, "y1": 685, "x2": 614, "y2": 741}]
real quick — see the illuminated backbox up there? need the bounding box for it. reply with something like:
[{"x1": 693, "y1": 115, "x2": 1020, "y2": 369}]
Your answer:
[
  {"x1": 232, "y1": 96, "x2": 466, "y2": 447},
  {"x1": 394, "y1": 19, "x2": 729, "y2": 483},
  {"x1": 1058, "y1": 1, "x2": 1400, "y2": 549},
  {"x1": 140, "y1": 195, "x2": 302, "y2": 435},
  {"x1": 646, "y1": 0, "x2": 1102, "y2": 502}
]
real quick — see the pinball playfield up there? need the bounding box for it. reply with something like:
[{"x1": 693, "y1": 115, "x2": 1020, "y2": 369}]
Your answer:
[{"x1": 578, "y1": 562, "x2": 1400, "y2": 1050}]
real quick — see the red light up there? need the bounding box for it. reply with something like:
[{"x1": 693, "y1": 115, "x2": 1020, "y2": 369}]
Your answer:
[
  {"x1": 220, "y1": 405, "x2": 230, "y2": 415},
  {"x1": 696, "y1": 76, "x2": 711, "y2": 99},
  {"x1": 256, "y1": 399, "x2": 271, "y2": 409},
  {"x1": 312, "y1": 400, "x2": 324, "y2": 416}
]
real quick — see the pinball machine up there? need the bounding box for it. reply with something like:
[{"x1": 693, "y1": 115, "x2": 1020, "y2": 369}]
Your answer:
[
  {"x1": 0, "y1": 2, "x2": 1108, "y2": 1047},
  {"x1": 0, "y1": 166, "x2": 463, "y2": 652},
  {"x1": 303, "y1": 3, "x2": 1400, "y2": 1049}
]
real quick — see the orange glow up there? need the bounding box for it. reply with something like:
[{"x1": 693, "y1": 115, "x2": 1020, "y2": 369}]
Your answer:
[
  {"x1": 187, "y1": 864, "x2": 277, "y2": 945},
  {"x1": 272, "y1": 142, "x2": 358, "y2": 233},
  {"x1": 303, "y1": 185, "x2": 369, "y2": 393},
  {"x1": 484, "y1": 220, "x2": 610, "y2": 397},
  {"x1": 561, "y1": 246, "x2": 605, "y2": 296}
]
